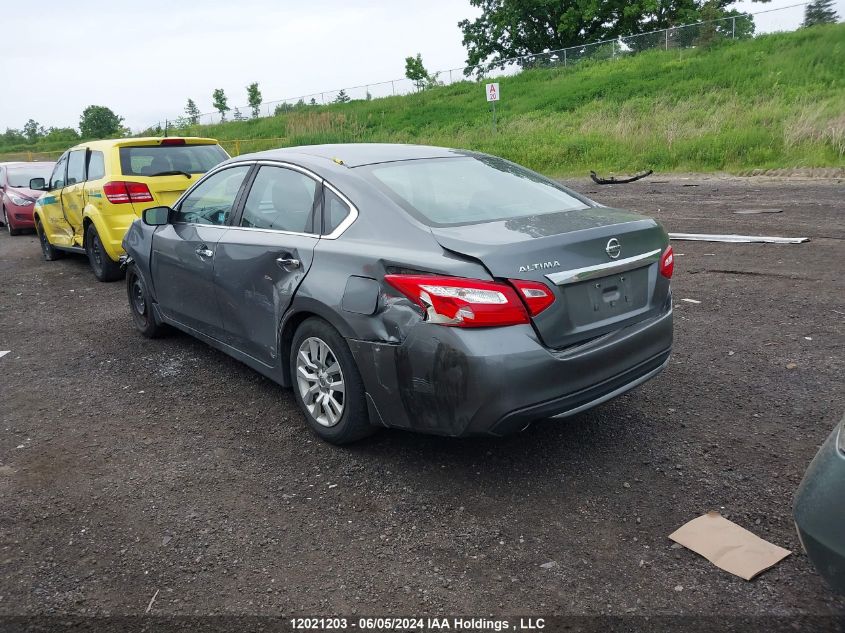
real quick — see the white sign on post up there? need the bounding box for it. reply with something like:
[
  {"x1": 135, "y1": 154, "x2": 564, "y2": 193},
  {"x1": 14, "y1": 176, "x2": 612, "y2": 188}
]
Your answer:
[{"x1": 486, "y1": 83, "x2": 500, "y2": 102}]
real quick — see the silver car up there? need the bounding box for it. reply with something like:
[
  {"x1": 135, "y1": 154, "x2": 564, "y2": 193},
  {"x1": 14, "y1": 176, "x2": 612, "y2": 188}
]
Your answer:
[{"x1": 123, "y1": 144, "x2": 674, "y2": 443}]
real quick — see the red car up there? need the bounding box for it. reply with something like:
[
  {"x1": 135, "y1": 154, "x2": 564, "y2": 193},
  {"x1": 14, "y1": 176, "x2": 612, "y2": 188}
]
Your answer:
[{"x1": 0, "y1": 161, "x2": 55, "y2": 235}]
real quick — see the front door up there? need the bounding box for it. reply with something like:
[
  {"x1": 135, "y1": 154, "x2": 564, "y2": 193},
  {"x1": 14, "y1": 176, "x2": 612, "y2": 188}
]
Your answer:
[
  {"x1": 150, "y1": 164, "x2": 251, "y2": 338},
  {"x1": 40, "y1": 153, "x2": 73, "y2": 246},
  {"x1": 61, "y1": 149, "x2": 88, "y2": 246},
  {"x1": 214, "y1": 165, "x2": 320, "y2": 366}
]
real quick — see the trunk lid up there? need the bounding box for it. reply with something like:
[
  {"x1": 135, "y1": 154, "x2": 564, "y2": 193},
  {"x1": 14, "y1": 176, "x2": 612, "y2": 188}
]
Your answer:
[
  {"x1": 116, "y1": 138, "x2": 230, "y2": 216},
  {"x1": 430, "y1": 207, "x2": 671, "y2": 349}
]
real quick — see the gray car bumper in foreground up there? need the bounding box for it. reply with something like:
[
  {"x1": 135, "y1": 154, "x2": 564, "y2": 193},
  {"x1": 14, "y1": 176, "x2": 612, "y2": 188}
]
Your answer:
[
  {"x1": 794, "y1": 418, "x2": 845, "y2": 594},
  {"x1": 349, "y1": 305, "x2": 673, "y2": 437}
]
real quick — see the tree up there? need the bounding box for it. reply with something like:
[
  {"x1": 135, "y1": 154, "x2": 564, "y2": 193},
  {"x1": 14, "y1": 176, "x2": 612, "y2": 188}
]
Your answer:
[
  {"x1": 309, "y1": 98, "x2": 317, "y2": 106},
  {"x1": 79, "y1": 105, "x2": 124, "y2": 139},
  {"x1": 333, "y1": 90, "x2": 351, "y2": 104},
  {"x1": 804, "y1": 0, "x2": 839, "y2": 26},
  {"x1": 457, "y1": 0, "x2": 767, "y2": 73},
  {"x1": 246, "y1": 82, "x2": 263, "y2": 118},
  {"x1": 405, "y1": 53, "x2": 439, "y2": 90},
  {"x1": 43, "y1": 127, "x2": 80, "y2": 144},
  {"x1": 23, "y1": 119, "x2": 44, "y2": 143},
  {"x1": 185, "y1": 98, "x2": 201, "y2": 125},
  {"x1": 212, "y1": 88, "x2": 230, "y2": 121},
  {"x1": 1, "y1": 128, "x2": 26, "y2": 146}
]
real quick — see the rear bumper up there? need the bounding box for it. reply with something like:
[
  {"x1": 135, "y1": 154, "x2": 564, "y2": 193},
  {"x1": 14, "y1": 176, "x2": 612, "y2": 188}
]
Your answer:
[
  {"x1": 350, "y1": 304, "x2": 673, "y2": 437},
  {"x1": 794, "y1": 420, "x2": 845, "y2": 594}
]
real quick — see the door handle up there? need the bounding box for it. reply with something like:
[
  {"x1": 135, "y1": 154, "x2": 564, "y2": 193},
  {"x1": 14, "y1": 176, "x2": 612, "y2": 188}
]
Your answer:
[
  {"x1": 276, "y1": 256, "x2": 301, "y2": 269},
  {"x1": 196, "y1": 246, "x2": 214, "y2": 258}
]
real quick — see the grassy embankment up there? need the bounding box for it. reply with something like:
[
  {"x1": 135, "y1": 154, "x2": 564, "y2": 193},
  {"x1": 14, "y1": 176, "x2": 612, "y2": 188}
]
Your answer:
[{"x1": 3, "y1": 24, "x2": 843, "y2": 176}]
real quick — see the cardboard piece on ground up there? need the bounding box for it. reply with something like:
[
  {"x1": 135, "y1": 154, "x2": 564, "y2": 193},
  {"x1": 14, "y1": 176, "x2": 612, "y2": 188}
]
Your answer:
[
  {"x1": 0, "y1": 351, "x2": 9, "y2": 359},
  {"x1": 669, "y1": 511, "x2": 791, "y2": 580}
]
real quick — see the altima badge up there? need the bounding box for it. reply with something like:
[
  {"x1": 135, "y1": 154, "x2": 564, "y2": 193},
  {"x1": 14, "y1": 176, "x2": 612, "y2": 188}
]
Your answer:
[{"x1": 606, "y1": 238, "x2": 621, "y2": 259}]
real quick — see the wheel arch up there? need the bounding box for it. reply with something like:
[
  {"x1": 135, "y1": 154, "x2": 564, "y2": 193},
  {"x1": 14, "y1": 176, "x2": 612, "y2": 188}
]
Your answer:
[{"x1": 278, "y1": 301, "x2": 357, "y2": 387}]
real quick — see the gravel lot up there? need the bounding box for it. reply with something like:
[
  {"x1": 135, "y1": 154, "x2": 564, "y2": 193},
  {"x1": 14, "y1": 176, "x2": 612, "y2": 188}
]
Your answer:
[{"x1": 1, "y1": 176, "x2": 843, "y2": 627}]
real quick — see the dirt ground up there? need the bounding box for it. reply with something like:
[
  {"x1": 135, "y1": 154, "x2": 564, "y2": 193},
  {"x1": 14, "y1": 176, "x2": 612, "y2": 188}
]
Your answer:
[{"x1": 1, "y1": 176, "x2": 843, "y2": 628}]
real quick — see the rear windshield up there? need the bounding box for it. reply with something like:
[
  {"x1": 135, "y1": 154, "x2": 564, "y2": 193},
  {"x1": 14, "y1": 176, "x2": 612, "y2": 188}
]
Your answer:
[
  {"x1": 119, "y1": 144, "x2": 228, "y2": 177},
  {"x1": 7, "y1": 164, "x2": 53, "y2": 188},
  {"x1": 363, "y1": 156, "x2": 589, "y2": 226}
]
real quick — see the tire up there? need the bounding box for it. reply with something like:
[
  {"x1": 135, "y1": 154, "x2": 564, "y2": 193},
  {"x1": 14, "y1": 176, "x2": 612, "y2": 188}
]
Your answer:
[
  {"x1": 4, "y1": 207, "x2": 22, "y2": 236},
  {"x1": 290, "y1": 317, "x2": 376, "y2": 445},
  {"x1": 35, "y1": 219, "x2": 63, "y2": 261},
  {"x1": 85, "y1": 223, "x2": 123, "y2": 282},
  {"x1": 126, "y1": 263, "x2": 166, "y2": 338}
]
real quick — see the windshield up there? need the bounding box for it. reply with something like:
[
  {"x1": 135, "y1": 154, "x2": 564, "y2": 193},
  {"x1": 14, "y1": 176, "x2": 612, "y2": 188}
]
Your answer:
[
  {"x1": 7, "y1": 165, "x2": 53, "y2": 188},
  {"x1": 119, "y1": 144, "x2": 228, "y2": 177},
  {"x1": 363, "y1": 156, "x2": 589, "y2": 227}
]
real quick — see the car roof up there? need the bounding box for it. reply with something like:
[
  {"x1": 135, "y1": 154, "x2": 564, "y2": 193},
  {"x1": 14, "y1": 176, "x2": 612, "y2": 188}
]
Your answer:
[{"x1": 233, "y1": 143, "x2": 467, "y2": 168}]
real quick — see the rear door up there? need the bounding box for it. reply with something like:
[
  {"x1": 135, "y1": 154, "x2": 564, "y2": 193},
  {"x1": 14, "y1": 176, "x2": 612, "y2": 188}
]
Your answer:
[
  {"x1": 60, "y1": 149, "x2": 88, "y2": 245},
  {"x1": 213, "y1": 164, "x2": 321, "y2": 365},
  {"x1": 151, "y1": 164, "x2": 252, "y2": 339}
]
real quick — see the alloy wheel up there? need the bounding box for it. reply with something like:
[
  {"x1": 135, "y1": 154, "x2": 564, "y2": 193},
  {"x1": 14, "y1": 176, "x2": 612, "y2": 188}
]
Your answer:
[{"x1": 295, "y1": 337, "x2": 345, "y2": 427}]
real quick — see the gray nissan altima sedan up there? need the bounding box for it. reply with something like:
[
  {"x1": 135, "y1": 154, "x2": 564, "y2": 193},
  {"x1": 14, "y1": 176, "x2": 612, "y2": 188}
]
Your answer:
[{"x1": 122, "y1": 144, "x2": 674, "y2": 444}]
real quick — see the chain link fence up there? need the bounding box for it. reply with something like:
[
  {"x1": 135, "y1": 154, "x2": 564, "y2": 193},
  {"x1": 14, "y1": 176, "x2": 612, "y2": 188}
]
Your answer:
[{"x1": 147, "y1": 5, "x2": 804, "y2": 136}]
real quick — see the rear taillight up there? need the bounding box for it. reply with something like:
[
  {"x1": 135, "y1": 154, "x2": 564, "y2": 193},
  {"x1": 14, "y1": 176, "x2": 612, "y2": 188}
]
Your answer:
[
  {"x1": 103, "y1": 181, "x2": 154, "y2": 204},
  {"x1": 659, "y1": 246, "x2": 674, "y2": 279},
  {"x1": 384, "y1": 274, "x2": 530, "y2": 327},
  {"x1": 160, "y1": 138, "x2": 186, "y2": 146},
  {"x1": 509, "y1": 279, "x2": 556, "y2": 316}
]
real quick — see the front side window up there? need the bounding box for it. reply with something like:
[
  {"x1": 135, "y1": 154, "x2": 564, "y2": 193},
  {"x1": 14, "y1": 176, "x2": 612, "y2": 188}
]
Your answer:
[
  {"x1": 174, "y1": 165, "x2": 250, "y2": 226},
  {"x1": 363, "y1": 156, "x2": 589, "y2": 227},
  {"x1": 119, "y1": 144, "x2": 228, "y2": 177},
  {"x1": 66, "y1": 150, "x2": 86, "y2": 186},
  {"x1": 50, "y1": 154, "x2": 68, "y2": 190},
  {"x1": 87, "y1": 151, "x2": 105, "y2": 181},
  {"x1": 240, "y1": 166, "x2": 318, "y2": 233}
]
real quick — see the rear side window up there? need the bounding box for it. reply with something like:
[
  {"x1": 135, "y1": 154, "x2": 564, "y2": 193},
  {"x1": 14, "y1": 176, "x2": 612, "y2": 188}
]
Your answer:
[
  {"x1": 119, "y1": 144, "x2": 228, "y2": 177},
  {"x1": 240, "y1": 166, "x2": 318, "y2": 233},
  {"x1": 66, "y1": 150, "x2": 86, "y2": 186},
  {"x1": 364, "y1": 156, "x2": 588, "y2": 227},
  {"x1": 323, "y1": 188, "x2": 351, "y2": 235},
  {"x1": 87, "y1": 151, "x2": 105, "y2": 180}
]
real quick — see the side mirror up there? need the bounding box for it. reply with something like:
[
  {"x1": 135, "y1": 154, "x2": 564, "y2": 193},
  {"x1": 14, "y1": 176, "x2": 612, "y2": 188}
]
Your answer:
[
  {"x1": 30, "y1": 177, "x2": 47, "y2": 191},
  {"x1": 142, "y1": 206, "x2": 172, "y2": 226}
]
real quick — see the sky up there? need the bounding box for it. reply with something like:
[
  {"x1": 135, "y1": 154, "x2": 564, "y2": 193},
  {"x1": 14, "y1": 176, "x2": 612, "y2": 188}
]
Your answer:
[{"x1": 1, "y1": 0, "x2": 841, "y2": 133}]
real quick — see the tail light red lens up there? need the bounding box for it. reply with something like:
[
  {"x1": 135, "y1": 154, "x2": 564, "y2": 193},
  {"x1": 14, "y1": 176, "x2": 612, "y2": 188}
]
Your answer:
[
  {"x1": 659, "y1": 246, "x2": 674, "y2": 279},
  {"x1": 384, "y1": 274, "x2": 530, "y2": 327},
  {"x1": 509, "y1": 279, "x2": 556, "y2": 316},
  {"x1": 103, "y1": 181, "x2": 154, "y2": 204},
  {"x1": 160, "y1": 138, "x2": 186, "y2": 146}
]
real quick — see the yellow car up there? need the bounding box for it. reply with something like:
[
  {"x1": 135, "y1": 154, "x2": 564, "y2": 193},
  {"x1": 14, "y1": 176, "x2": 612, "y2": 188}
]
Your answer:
[{"x1": 32, "y1": 137, "x2": 229, "y2": 281}]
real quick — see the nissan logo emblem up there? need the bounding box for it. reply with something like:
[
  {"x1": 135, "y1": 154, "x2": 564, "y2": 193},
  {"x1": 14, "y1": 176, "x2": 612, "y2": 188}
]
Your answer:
[{"x1": 606, "y1": 238, "x2": 621, "y2": 259}]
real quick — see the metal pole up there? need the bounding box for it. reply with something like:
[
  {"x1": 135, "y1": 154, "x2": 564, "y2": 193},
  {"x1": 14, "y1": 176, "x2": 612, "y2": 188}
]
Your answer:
[
  {"x1": 564, "y1": 48, "x2": 567, "y2": 67},
  {"x1": 665, "y1": 28, "x2": 669, "y2": 50},
  {"x1": 391, "y1": 81, "x2": 395, "y2": 96},
  {"x1": 732, "y1": 17, "x2": 736, "y2": 39},
  {"x1": 492, "y1": 101, "x2": 497, "y2": 134}
]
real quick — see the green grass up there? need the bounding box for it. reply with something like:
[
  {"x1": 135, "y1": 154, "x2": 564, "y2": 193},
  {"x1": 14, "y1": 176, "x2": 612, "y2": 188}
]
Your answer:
[{"x1": 4, "y1": 24, "x2": 844, "y2": 175}]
